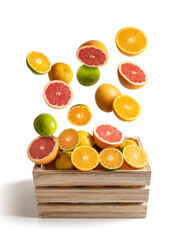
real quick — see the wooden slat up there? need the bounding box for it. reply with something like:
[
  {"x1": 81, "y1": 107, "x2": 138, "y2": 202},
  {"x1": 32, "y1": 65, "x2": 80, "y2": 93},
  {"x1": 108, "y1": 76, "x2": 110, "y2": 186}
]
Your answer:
[
  {"x1": 35, "y1": 186, "x2": 149, "y2": 203},
  {"x1": 33, "y1": 166, "x2": 151, "y2": 187},
  {"x1": 38, "y1": 203, "x2": 147, "y2": 218}
]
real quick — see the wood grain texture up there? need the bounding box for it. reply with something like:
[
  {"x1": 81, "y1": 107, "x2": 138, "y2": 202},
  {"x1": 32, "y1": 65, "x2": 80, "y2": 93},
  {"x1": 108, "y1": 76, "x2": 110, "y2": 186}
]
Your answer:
[
  {"x1": 37, "y1": 203, "x2": 147, "y2": 218},
  {"x1": 35, "y1": 186, "x2": 149, "y2": 203}
]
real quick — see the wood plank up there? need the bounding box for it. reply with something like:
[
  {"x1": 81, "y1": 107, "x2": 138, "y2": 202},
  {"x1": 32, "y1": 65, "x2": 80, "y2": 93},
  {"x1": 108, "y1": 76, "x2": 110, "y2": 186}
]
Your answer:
[
  {"x1": 38, "y1": 203, "x2": 147, "y2": 218},
  {"x1": 33, "y1": 167, "x2": 151, "y2": 187},
  {"x1": 35, "y1": 186, "x2": 149, "y2": 203}
]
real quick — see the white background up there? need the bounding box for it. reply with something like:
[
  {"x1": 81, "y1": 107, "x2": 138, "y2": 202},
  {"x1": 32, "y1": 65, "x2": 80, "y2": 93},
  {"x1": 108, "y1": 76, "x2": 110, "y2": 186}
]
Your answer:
[{"x1": 0, "y1": 0, "x2": 180, "y2": 239}]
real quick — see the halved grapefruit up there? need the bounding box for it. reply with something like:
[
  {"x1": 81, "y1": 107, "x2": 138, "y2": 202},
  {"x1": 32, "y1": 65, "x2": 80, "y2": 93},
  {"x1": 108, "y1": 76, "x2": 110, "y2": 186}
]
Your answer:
[
  {"x1": 27, "y1": 135, "x2": 59, "y2": 165},
  {"x1": 93, "y1": 124, "x2": 124, "y2": 149},
  {"x1": 118, "y1": 61, "x2": 148, "y2": 89},
  {"x1": 43, "y1": 80, "x2": 73, "y2": 109},
  {"x1": 76, "y1": 40, "x2": 108, "y2": 67}
]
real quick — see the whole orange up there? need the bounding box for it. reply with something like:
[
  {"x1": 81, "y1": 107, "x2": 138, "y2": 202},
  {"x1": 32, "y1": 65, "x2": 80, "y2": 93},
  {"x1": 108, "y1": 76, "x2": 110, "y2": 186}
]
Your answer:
[
  {"x1": 95, "y1": 83, "x2": 121, "y2": 112},
  {"x1": 48, "y1": 62, "x2": 73, "y2": 84}
]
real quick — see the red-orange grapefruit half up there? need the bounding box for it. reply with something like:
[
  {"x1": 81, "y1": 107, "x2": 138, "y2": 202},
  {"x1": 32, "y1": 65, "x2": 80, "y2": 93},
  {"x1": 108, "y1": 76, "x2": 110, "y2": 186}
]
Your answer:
[
  {"x1": 43, "y1": 80, "x2": 73, "y2": 109},
  {"x1": 27, "y1": 135, "x2": 59, "y2": 165},
  {"x1": 93, "y1": 123, "x2": 124, "y2": 149},
  {"x1": 118, "y1": 61, "x2": 148, "y2": 89},
  {"x1": 76, "y1": 40, "x2": 108, "y2": 67}
]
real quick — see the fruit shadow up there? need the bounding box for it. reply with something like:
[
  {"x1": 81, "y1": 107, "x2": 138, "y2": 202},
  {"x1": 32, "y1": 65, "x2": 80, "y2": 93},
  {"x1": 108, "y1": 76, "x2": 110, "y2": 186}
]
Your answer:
[{"x1": 1, "y1": 180, "x2": 38, "y2": 218}]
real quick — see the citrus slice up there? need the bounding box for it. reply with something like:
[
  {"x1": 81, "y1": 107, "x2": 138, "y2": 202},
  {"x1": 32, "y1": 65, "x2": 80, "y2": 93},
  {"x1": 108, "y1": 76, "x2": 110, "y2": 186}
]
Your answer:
[
  {"x1": 93, "y1": 123, "x2": 124, "y2": 149},
  {"x1": 58, "y1": 128, "x2": 80, "y2": 151},
  {"x1": 115, "y1": 27, "x2": 148, "y2": 56},
  {"x1": 113, "y1": 95, "x2": 141, "y2": 121},
  {"x1": 118, "y1": 61, "x2": 148, "y2": 89},
  {"x1": 67, "y1": 104, "x2": 92, "y2": 126},
  {"x1": 71, "y1": 146, "x2": 99, "y2": 171},
  {"x1": 76, "y1": 40, "x2": 108, "y2": 67},
  {"x1": 27, "y1": 135, "x2": 59, "y2": 165},
  {"x1": 26, "y1": 51, "x2": 51, "y2": 74},
  {"x1": 123, "y1": 145, "x2": 149, "y2": 169},
  {"x1": 55, "y1": 151, "x2": 75, "y2": 170},
  {"x1": 48, "y1": 62, "x2": 73, "y2": 84},
  {"x1": 43, "y1": 80, "x2": 73, "y2": 109},
  {"x1": 95, "y1": 83, "x2": 121, "y2": 112},
  {"x1": 99, "y1": 148, "x2": 123, "y2": 170}
]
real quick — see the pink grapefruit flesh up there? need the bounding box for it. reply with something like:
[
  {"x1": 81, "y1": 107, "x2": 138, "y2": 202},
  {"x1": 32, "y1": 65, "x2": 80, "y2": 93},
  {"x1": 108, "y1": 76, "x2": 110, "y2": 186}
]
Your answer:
[
  {"x1": 27, "y1": 136, "x2": 59, "y2": 165},
  {"x1": 43, "y1": 80, "x2": 73, "y2": 109},
  {"x1": 77, "y1": 47, "x2": 107, "y2": 67},
  {"x1": 118, "y1": 61, "x2": 148, "y2": 89},
  {"x1": 93, "y1": 124, "x2": 124, "y2": 149}
]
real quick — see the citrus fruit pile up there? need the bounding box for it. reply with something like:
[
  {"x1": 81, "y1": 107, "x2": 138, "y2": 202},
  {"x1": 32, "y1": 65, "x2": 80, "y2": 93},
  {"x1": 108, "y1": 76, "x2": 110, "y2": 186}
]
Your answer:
[{"x1": 27, "y1": 26, "x2": 149, "y2": 171}]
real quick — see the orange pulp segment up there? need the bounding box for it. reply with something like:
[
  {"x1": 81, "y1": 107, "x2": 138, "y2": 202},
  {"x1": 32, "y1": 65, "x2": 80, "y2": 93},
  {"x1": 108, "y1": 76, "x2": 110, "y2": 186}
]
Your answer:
[
  {"x1": 68, "y1": 105, "x2": 92, "y2": 126},
  {"x1": 123, "y1": 145, "x2": 149, "y2": 169},
  {"x1": 71, "y1": 146, "x2": 99, "y2": 171},
  {"x1": 113, "y1": 95, "x2": 141, "y2": 121},
  {"x1": 27, "y1": 51, "x2": 51, "y2": 74},
  {"x1": 58, "y1": 128, "x2": 80, "y2": 151},
  {"x1": 115, "y1": 27, "x2": 148, "y2": 56},
  {"x1": 99, "y1": 148, "x2": 123, "y2": 170}
]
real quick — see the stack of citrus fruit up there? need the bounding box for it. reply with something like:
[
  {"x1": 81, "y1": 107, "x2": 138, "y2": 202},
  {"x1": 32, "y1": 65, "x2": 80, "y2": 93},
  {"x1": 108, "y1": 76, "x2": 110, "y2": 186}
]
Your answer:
[{"x1": 26, "y1": 26, "x2": 149, "y2": 171}]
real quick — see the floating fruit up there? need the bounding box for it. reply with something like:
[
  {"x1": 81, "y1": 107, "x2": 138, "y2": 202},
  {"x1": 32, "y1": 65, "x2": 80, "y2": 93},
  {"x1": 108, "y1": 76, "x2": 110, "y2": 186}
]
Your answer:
[
  {"x1": 27, "y1": 136, "x2": 59, "y2": 165},
  {"x1": 118, "y1": 139, "x2": 137, "y2": 152},
  {"x1": 95, "y1": 83, "x2": 121, "y2": 112},
  {"x1": 67, "y1": 104, "x2": 92, "y2": 126},
  {"x1": 93, "y1": 123, "x2": 124, "y2": 149},
  {"x1": 115, "y1": 27, "x2": 148, "y2": 56},
  {"x1": 58, "y1": 128, "x2": 80, "y2": 151},
  {"x1": 26, "y1": 51, "x2": 51, "y2": 74},
  {"x1": 99, "y1": 148, "x2": 123, "y2": 170},
  {"x1": 33, "y1": 113, "x2": 57, "y2": 137},
  {"x1": 76, "y1": 65, "x2": 100, "y2": 86},
  {"x1": 71, "y1": 146, "x2": 99, "y2": 171},
  {"x1": 43, "y1": 80, "x2": 73, "y2": 109},
  {"x1": 118, "y1": 61, "x2": 148, "y2": 89},
  {"x1": 48, "y1": 62, "x2": 73, "y2": 84},
  {"x1": 78, "y1": 130, "x2": 94, "y2": 147},
  {"x1": 55, "y1": 151, "x2": 75, "y2": 170},
  {"x1": 123, "y1": 145, "x2": 149, "y2": 169},
  {"x1": 76, "y1": 40, "x2": 108, "y2": 67},
  {"x1": 113, "y1": 95, "x2": 141, "y2": 121}
]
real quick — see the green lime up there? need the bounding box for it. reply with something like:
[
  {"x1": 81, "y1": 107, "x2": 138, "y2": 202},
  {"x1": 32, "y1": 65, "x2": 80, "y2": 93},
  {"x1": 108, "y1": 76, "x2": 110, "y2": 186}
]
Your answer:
[
  {"x1": 76, "y1": 65, "x2": 100, "y2": 86},
  {"x1": 33, "y1": 113, "x2": 57, "y2": 136}
]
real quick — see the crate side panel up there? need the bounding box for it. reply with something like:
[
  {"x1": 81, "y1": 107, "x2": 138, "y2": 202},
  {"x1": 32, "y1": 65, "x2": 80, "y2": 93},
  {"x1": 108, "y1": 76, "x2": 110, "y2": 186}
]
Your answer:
[{"x1": 35, "y1": 186, "x2": 149, "y2": 203}]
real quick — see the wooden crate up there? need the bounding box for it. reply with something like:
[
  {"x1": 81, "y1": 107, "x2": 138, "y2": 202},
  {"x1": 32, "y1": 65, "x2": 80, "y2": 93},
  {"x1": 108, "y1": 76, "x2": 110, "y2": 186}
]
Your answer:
[{"x1": 33, "y1": 137, "x2": 151, "y2": 218}]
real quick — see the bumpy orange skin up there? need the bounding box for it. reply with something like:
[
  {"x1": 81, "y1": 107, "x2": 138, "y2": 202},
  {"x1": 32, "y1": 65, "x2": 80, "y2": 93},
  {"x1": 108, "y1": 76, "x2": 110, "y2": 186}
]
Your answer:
[
  {"x1": 27, "y1": 136, "x2": 59, "y2": 165},
  {"x1": 118, "y1": 62, "x2": 148, "y2": 90},
  {"x1": 95, "y1": 83, "x2": 121, "y2": 112},
  {"x1": 76, "y1": 40, "x2": 109, "y2": 67}
]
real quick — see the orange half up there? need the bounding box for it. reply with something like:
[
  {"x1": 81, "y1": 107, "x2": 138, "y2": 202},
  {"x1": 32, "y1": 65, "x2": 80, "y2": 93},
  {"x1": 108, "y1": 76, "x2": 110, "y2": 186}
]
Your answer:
[
  {"x1": 71, "y1": 146, "x2": 99, "y2": 171},
  {"x1": 100, "y1": 148, "x2": 123, "y2": 170},
  {"x1": 123, "y1": 145, "x2": 149, "y2": 169},
  {"x1": 113, "y1": 95, "x2": 141, "y2": 121},
  {"x1": 27, "y1": 51, "x2": 51, "y2": 74},
  {"x1": 115, "y1": 27, "x2": 148, "y2": 56},
  {"x1": 67, "y1": 104, "x2": 92, "y2": 126}
]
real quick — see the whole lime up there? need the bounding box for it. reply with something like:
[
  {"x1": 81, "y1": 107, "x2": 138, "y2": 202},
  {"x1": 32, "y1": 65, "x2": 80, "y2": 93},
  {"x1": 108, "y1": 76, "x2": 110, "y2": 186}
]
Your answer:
[
  {"x1": 76, "y1": 65, "x2": 100, "y2": 86},
  {"x1": 33, "y1": 113, "x2": 57, "y2": 137}
]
